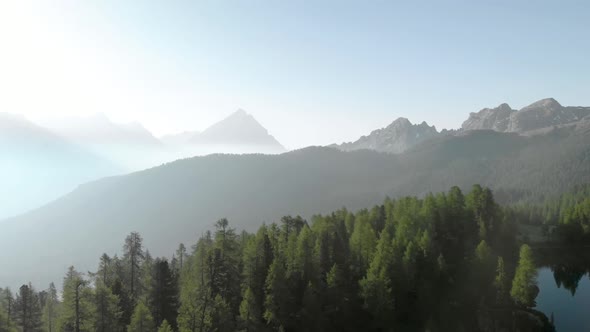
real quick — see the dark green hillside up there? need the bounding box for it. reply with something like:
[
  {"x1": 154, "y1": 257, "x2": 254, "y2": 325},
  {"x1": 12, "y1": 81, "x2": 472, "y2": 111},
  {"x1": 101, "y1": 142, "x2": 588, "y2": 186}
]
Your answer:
[{"x1": 1, "y1": 127, "x2": 589, "y2": 290}]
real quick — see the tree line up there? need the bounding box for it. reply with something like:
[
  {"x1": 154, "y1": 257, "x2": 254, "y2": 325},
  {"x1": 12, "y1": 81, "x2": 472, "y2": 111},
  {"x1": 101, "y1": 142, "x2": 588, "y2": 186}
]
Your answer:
[
  {"x1": 1, "y1": 185, "x2": 554, "y2": 331},
  {"x1": 506, "y1": 184, "x2": 590, "y2": 243}
]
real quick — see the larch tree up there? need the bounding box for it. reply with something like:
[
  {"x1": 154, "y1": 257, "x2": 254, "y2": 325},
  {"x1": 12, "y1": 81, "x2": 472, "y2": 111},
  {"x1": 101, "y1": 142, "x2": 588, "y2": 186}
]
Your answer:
[
  {"x1": 494, "y1": 257, "x2": 509, "y2": 304},
  {"x1": 176, "y1": 244, "x2": 187, "y2": 271},
  {"x1": 0, "y1": 311, "x2": 15, "y2": 332},
  {"x1": 157, "y1": 320, "x2": 173, "y2": 332},
  {"x1": 211, "y1": 218, "x2": 242, "y2": 314},
  {"x1": 127, "y1": 302, "x2": 155, "y2": 332},
  {"x1": 359, "y1": 229, "x2": 395, "y2": 330},
  {"x1": 263, "y1": 254, "x2": 290, "y2": 330},
  {"x1": 177, "y1": 233, "x2": 214, "y2": 332},
  {"x1": 240, "y1": 224, "x2": 274, "y2": 329},
  {"x1": 349, "y1": 211, "x2": 378, "y2": 276},
  {"x1": 93, "y1": 283, "x2": 121, "y2": 332},
  {"x1": 0, "y1": 288, "x2": 14, "y2": 331},
  {"x1": 58, "y1": 267, "x2": 95, "y2": 332},
  {"x1": 510, "y1": 244, "x2": 538, "y2": 307},
  {"x1": 124, "y1": 232, "x2": 145, "y2": 303},
  {"x1": 95, "y1": 254, "x2": 114, "y2": 287},
  {"x1": 239, "y1": 287, "x2": 260, "y2": 332},
  {"x1": 41, "y1": 283, "x2": 59, "y2": 332}
]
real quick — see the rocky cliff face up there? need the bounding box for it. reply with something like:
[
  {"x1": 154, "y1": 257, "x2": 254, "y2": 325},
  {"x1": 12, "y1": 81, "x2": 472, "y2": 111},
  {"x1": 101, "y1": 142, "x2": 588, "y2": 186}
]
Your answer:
[
  {"x1": 334, "y1": 98, "x2": 590, "y2": 155},
  {"x1": 461, "y1": 103, "x2": 516, "y2": 132},
  {"x1": 462, "y1": 98, "x2": 590, "y2": 133},
  {"x1": 336, "y1": 117, "x2": 439, "y2": 154}
]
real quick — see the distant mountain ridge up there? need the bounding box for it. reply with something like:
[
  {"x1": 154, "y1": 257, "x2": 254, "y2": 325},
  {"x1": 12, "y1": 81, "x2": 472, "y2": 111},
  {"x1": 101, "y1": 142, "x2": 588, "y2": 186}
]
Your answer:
[
  {"x1": 334, "y1": 117, "x2": 440, "y2": 154},
  {"x1": 160, "y1": 109, "x2": 285, "y2": 151},
  {"x1": 0, "y1": 109, "x2": 285, "y2": 218},
  {"x1": 39, "y1": 113, "x2": 166, "y2": 171},
  {"x1": 333, "y1": 98, "x2": 590, "y2": 154},
  {"x1": 189, "y1": 109, "x2": 285, "y2": 152},
  {"x1": 39, "y1": 113, "x2": 162, "y2": 146},
  {"x1": 39, "y1": 109, "x2": 286, "y2": 169},
  {"x1": 462, "y1": 98, "x2": 590, "y2": 133}
]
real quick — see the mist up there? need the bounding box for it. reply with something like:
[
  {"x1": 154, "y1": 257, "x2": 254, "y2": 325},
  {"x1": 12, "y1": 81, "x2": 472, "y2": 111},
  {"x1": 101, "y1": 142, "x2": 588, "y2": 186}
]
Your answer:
[{"x1": 1, "y1": 2, "x2": 590, "y2": 331}]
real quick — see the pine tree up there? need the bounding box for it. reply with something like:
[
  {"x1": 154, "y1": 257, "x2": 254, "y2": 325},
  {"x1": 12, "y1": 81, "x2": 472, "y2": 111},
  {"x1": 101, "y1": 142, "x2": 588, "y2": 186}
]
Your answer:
[
  {"x1": 58, "y1": 267, "x2": 95, "y2": 332},
  {"x1": 494, "y1": 257, "x2": 509, "y2": 304},
  {"x1": 178, "y1": 233, "x2": 214, "y2": 332},
  {"x1": 157, "y1": 320, "x2": 173, "y2": 332},
  {"x1": 211, "y1": 219, "x2": 241, "y2": 314},
  {"x1": 14, "y1": 283, "x2": 42, "y2": 332},
  {"x1": 349, "y1": 211, "x2": 378, "y2": 276},
  {"x1": 210, "y1": 295, "x2": 234, "y2": 332},
  {"x1": 95, "y1": 254, "x2": 114, "y2": 287},
  {"x1": 41, "y1": 283, "x2": 59, "y2": 332},
  {"x1": 112, "y1": 278, "x2": 134, "y2": 330},
  {"x1": 148, "y1": 259, "x2": 178, "y2": 330},
  {"x1": 240, "y1": 225, "x2": 273, "y2": 329},
  {"x1": 299, "y1": 283, "x2": 322, "y2": 332},
  {"x1": 0, "y1": 306, "x2": 16, "y2": 332},
  {"x1": 0, "y1": 288, "x2": 14, "y2": 331},
  {"x1": 94, "y1": 283, "x2": 121, "y2": 332},
  {"x1": 510, "y1": 244, "x2": 538, "y2": 307},
  {"x1": 176, "y1": 244, "x2": 187, "y2": 271},
  {"x1": 142, "y1": 251, "x2": 155, "y2": 304},
  {"x1": 474, "y1": 240, "x2": 495, "y2": 286},
  {"x1": 239, "y1": 288, "x2": 260, "y2": 332},
  {"x1": 127, "y1": 302, "x2": 155, "y2": 332},
  {"x1": 124, "y1": 232, "x2": 145, "y2": 303},
  {"x1": 359, "y1": 229, "x2": 395, "y2": 330},
  {"x1": 263, "y1": 254, "x2": 290, "y2": 330}
]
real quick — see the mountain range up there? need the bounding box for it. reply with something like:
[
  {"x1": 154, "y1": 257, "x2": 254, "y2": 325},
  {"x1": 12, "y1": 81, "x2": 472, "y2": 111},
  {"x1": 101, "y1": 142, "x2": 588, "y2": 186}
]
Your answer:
[
  {"x1": 333, "y1": 117, "x2": 440, "y2": 154},
  {"x1": 462, "y1": 98, "x2": 590, "y2": 133},
  {"x1": 0, "y1": 109, "x2": 285, "y2": 219},
  {"x1": 333, "y1": 98, "x2": 590, "y2": 154},
  {"x1": 2, "y1": 98, "x2": 590, "y2": 289}
]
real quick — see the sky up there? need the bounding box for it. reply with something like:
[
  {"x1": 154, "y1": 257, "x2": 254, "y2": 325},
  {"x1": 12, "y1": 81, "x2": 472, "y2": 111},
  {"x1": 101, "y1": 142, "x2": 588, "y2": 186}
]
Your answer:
[{"x1": 0, "y1": 1, "x2": 589, "y2": 150}]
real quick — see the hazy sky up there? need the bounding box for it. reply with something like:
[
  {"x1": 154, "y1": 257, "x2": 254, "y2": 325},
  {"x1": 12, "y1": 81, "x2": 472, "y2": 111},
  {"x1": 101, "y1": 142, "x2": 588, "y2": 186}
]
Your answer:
[{"x1": 1, "y1": 1, "x2": 588, "y2": 149}]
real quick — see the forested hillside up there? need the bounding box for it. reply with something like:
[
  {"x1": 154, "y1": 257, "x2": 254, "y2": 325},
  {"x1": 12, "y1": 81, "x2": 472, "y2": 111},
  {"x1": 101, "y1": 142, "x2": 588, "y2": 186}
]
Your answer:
[
  {"x1": 0, "y1": 186, "x2": 554, "y2": 332},
  {"x1": 1, "y1": 127, "x2": 589, "y2": 290}
]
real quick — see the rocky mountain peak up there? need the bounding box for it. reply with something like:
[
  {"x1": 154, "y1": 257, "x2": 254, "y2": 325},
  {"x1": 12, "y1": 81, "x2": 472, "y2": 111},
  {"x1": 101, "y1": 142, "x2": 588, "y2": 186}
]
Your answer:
[
  {"x1": 461, "y1": 103, "x2": 516, "y2": 132},
  {"x1": 462, "y1": 98, "x2": 590, "y2": 134},
  {"x1": 389, "y1": 117, "x2": 412, "y2": 127},
  {"x1": 334, "y1": 117, "x2": 439, "y2": 154},
  {"x1": 521, "y1": 98, "x2": 562, "y2": 112},
  {"x1": 190, "y1": 109, "x2": 285, "y2": 152}
]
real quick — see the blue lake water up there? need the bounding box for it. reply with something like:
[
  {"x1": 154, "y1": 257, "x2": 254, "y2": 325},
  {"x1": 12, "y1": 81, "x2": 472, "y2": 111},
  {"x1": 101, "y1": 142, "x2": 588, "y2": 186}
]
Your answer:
[{"x1": 535, "y1": 267, "x2": 590, "y2": 331}]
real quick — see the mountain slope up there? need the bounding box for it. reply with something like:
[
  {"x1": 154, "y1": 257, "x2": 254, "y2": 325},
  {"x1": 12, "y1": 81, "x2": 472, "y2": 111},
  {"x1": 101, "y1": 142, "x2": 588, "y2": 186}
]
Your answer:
[
  {"x1": 461, "y1": 103, "x2": 517, "y2": 132},
  {"x1": 0, "y1": 113, "x2": 122, "y2": 218},
  {"x1": 334, "y1": 117, "x2": 440, "y2": 154},
  {"x1": 2, "y1": 125, "x2": 589, "y2": 288}
]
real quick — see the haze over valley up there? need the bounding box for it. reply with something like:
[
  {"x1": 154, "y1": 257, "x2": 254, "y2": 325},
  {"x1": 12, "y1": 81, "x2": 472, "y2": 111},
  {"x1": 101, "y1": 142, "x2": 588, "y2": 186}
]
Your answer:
[
  {"x1": 0, "y1": 109, "x2": 284, "y2": 219},
  {"x1": 2, "y1": 97, "x2": 590, "y2": 290},
  {"x1": 1, "y1": 2, "x2": 589, "y2": 331}
]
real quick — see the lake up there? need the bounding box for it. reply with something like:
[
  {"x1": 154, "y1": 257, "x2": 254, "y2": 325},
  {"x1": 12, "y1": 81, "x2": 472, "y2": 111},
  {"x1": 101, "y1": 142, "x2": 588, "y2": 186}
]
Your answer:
[{"x1": 535, "y1": 249, "x2": 590, "y2": 331}]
